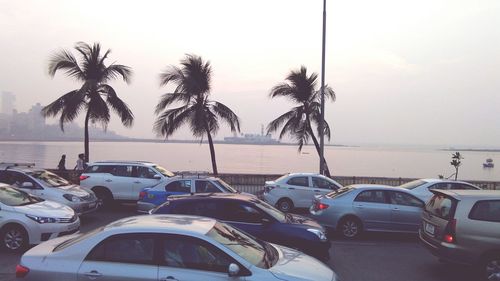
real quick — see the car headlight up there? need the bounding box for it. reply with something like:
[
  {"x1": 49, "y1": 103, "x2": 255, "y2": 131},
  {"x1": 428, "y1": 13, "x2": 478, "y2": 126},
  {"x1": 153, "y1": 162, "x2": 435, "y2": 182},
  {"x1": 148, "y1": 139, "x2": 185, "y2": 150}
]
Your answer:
[
  {"x1": 307, "y1": 228, "x2": 328, "y2": 242},
  {"x1": 26, "y1": 214, "x2": 57, "y2": 224},
  {"x1": 63, "y1": 194, "x2": 82, "y2": 202}
]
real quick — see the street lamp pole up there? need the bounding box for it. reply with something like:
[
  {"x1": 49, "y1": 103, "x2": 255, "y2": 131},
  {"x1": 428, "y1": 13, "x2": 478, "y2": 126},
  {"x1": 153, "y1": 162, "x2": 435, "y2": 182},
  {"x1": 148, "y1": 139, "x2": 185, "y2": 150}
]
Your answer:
[{"x1": 319, "y1": 0, "x2": 326, "y2": 175}]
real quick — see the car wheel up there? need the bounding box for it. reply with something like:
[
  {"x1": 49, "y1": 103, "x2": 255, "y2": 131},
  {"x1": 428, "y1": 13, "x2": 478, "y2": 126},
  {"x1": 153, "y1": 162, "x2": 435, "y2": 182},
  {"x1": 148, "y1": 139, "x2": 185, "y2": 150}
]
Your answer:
[
  {"x1": 93, "y1": 187, "x2": 114, "y2": 209},
  {"x1": 338, "y1": 217, "x2": 362, "y2": 239},
  {"x1": 277, "y1": 198, "x2": 293, "y2": 213},
  {"x1": 1, "y1": 225, "x2": 28, "y2": 252},
  {"x1": 482, "y1": 255, "x2": 500, "y2": 281}
]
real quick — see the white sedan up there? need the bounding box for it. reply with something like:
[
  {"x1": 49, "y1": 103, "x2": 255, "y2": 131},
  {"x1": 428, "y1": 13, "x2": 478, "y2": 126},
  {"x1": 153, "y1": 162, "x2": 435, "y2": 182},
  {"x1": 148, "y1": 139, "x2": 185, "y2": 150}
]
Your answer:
[
  {"x1": 263, "y1": 173, "x2": 342, "y2": 212},
  {"x1": 398, "y1": 178, "x2": 481, "y2": 202},
  {"x1": 17, "y1": 215, "x2": 339, "y2": 281},
  {"x1": 0, "y1": 183, "x2": 80, "y2": 252}
]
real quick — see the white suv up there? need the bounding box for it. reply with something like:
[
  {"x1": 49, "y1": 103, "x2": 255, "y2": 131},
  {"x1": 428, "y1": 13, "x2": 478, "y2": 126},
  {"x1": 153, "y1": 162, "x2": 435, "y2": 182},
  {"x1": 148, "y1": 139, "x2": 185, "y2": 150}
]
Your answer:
[
  {"x1": 0, "y1": 163, "x2": 98, "y2": 216},
  {"x1": 263, "y1": 173, "x2": 343, "y2": 212},
  {"x1": 79, "y1": 161, "x2": 175, "y2": 206}
]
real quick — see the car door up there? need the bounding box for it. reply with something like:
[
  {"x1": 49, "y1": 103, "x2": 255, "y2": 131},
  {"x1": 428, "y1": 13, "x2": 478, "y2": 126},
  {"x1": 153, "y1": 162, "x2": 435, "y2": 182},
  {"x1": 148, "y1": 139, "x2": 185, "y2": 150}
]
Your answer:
[
  {"x1": 220, "y1": 201, "x2": 272, "y2": 240},
  {"x1": 311, "y1": 176, "x2": 340, "y2": 197},
  {"x1": 77, "y1": 233, "x2": 157, "y2": 281},
  {"x1": 130, "y1": 166, "x2": 162, "y2": 198},
  {"x1": 284, "y1": 176, "x2": 311, "y2": 208},
  {"x1": 387, "y1": 191, "x2": 424, "y2": 232},
  {"x1": 164, "y1": 179, "x2": 192, "y2": 198},
  {"x1": 106, "y1": 165, "x2": 134, "y2": 200},
  {"x1": 352, "y1": 190, "x2": 392, "y2": 231},
  {"x1": 158, "y1": 234, "x2": 240, "y2": 281}
]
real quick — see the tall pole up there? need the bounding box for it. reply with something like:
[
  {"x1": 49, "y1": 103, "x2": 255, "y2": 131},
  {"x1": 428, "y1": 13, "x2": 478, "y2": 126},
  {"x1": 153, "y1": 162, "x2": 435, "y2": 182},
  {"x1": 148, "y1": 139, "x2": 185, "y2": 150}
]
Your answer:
[{"x1": 319, "y1": 0, "x2": 327, "y2": 175}]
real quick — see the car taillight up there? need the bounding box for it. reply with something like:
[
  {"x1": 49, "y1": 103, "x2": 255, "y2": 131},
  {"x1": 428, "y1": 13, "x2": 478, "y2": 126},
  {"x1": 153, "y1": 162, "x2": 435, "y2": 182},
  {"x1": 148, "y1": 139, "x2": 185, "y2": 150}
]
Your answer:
[
  {"x1": 139, "y1": 191, "x2": 147, "y2": 200},
  {"x1": 79, "y1": 175, "x2": 89, "y2": 181},
  {"x1": 16, "y1": 265, "x2": 29, "y2": 278},
  {"x1": 314, "y1": 201, "x2": 329, "y2": 210},
  {"x1": 443, "y1": 218, "x2": 457, "y2": 243}
]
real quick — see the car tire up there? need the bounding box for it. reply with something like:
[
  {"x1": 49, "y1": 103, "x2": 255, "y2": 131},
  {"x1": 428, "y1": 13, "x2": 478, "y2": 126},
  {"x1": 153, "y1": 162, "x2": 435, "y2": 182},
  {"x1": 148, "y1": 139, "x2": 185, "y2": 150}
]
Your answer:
[
  {"x1": 481, "y1": 255, "x2": 500, "y2": 281},
  {"x1": 93, "y1": 187, "x2": 114, "y2": 209},
  {"x1": 338, "y1": 216, "x2": 362, "y2": 239},
  {"x1": 1, "y1": 224, "x2": 28, "y2": 252},
  {"x1": 277, "y1": 198, "x2": 294, "y2": 213}
]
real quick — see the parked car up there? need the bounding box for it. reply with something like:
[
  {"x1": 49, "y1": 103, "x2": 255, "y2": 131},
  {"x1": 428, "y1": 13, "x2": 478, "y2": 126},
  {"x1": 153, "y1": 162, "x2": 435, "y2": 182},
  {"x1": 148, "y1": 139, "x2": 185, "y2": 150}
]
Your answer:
[
  {"x1": 0, "y1": 163, "x2": 98, "y2": 215},
  {"x1": 150, "y1": 193, "x2": 331, "y2": 260},
  {"x1": 79, "y1": 161, "x2": 175, "y2": 206},
  {"x1": 137, "y1": 176, "x2": 241, "y2": 213},
  {"x1": 263, "y1": 173, "x2": 342, "y2": 212},
  {"x1": 0, "y1": 183, "x2": 79, "y2": 252},
  {"x1": 420, "y1": 189, "x2": 500, "y2": 281},
  {"x1": 310, "y1": 184, "x2": 425, "y2": 238},
  {"x1": 399, "y1": 178, "x2": 481, "y2": 202},
  {"x1": 16, "y1": 214, "x2": 339, "y2": 281}
]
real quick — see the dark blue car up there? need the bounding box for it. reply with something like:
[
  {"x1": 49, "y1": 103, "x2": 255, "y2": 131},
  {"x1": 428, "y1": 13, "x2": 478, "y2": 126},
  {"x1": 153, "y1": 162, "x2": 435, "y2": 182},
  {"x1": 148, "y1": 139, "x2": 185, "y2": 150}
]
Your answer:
[{"x1": 150, "y1": 193, "x2": 331, "y2": 261}]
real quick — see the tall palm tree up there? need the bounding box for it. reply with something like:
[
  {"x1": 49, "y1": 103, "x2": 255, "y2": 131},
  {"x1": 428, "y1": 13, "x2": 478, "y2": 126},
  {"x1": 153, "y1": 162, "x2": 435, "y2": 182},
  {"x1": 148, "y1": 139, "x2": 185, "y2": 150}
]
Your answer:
[
  {"x1": 267, "y1": 66, "x2": 335, "y2": 177},
  {"x1": 154, "y1": 54, "x2": 240, "y2": 175},
  {"x1": 42, "y1": 42, "x2": 134, "y2": 163}
]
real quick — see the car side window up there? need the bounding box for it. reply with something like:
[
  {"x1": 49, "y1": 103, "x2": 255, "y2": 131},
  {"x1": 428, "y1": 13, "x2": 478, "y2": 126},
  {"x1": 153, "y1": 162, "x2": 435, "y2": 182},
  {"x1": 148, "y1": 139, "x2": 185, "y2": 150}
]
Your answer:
[
  {"x1": 450, "y1": 183, "x2": 477, "y2": 190},
  {"x1": 312, "y1": 177, "x2": 337, "y2": 190},
  {"x1": 165, "y1": 180, "x2": 191, "y2": 193},
  {"x1": 86, "y1": 234, "x2": 155, "y2": 265},
  {"x1": 286, "y1": 176, "x2": 309, "y2": 187},
  {"x1": 428, "y1": 183, "x2": 448, "y2": 190},
  {"x1": 388, "y1": 191, "x2": 423, "y2": 207},
  {"x1": 134, "y1": 166, "x2": 157, "y2": 179},
  {"x1": 8, "y1": 171, "x2": 39, "y2": 189},
  {"x1": 354, "y1": 190, "x2": 387, "y2": 204},
  {"x1": 223, "y1": 202, "x2": 264, "y2": 223},
  {"x1": 469, "y1": 200, "x2": 500, "y2": 222},
  {"x1": 195, "y1": 180, "x2": 221, "y2": 193},
  {"x1": 162, "y1": 235, "x2": 233, "y2": 273},
  {"x1": 110, "y1": 165, "x2": 133, "y2": 177},
  {"x1": 172, "y1": 201, "x2": 220, "y2": 218}
]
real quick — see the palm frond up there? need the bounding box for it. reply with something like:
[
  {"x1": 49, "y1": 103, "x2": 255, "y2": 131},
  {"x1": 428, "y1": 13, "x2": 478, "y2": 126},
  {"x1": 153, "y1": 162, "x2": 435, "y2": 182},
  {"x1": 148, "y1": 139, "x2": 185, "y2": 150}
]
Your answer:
[
  {"x1": 48, "y1": 50, "x2": 85, "y2": 81},
  {"x1": 153, "y1": 105, "x2": 192, "y2": 137},
  {"x1": 87, "y1": 92, "x2": 110, "y2": 128},
  {"x1": 99, "y1": 84, "x2": 134, "y2": 127},
  {"x1": 266, "y1": 109, "x2": 299, "y2": 136},
  {"x1": 102, "y1": 64, "x2": 133, "y2": 84},
  {"x1": 159, "y1": 66, "x2": 185, "y2": 88},
  {"x1": 210, "y1": 101, "x2": 240, "y2": 133},
  {"x1": 154, "y1": 93, "x2": 193, "y2": 114}
]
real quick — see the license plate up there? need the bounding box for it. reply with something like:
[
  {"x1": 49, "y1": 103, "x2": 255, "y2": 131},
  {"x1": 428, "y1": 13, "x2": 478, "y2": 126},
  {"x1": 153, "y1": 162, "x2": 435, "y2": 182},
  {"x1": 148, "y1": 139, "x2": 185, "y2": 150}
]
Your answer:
[{"x1": 425, "y1": 222, "x2": 435, "y2": 235}]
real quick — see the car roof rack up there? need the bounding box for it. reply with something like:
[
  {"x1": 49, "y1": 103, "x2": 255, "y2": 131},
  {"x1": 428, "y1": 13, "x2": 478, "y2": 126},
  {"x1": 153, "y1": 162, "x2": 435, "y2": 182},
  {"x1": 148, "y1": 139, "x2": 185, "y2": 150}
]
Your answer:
[{"x1": 0, "y1": 162, "x2": 36, "y2": 170}]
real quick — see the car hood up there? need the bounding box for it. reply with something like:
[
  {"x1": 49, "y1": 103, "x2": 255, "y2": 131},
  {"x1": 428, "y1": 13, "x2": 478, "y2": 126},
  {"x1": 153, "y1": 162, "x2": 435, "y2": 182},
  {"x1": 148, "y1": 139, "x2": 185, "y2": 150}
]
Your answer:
[
  {"x1": 270, "y1": 244, "x2": 335, "y2": 281},
  {"x1": 265, "y1": 180, "x2": 276, "y2": 186},
  {"x1": 54, "y1": 185, "x2": 90, "y2": 197},
  {"x1": 14, "y1": 200, "x2": 75, "y2": 218},
  {"x1": 286, "y1": 213, "x2": 324, "y2": 230}
]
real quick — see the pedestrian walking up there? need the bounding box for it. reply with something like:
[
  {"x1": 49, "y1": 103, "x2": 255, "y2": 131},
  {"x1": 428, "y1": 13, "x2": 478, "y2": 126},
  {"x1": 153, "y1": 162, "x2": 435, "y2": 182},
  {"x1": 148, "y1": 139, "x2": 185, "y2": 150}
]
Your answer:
[
  {"x1": 74, "y1": 153, "x2": 85, "y2": 171},
  {"x1": 57, "y1": 154, "x2": 66, "y2": 171}
]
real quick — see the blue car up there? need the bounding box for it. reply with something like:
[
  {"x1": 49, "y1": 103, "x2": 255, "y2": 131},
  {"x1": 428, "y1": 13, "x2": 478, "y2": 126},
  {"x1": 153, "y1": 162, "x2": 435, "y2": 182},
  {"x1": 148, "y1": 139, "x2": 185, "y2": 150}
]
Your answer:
[
  {"x1": 150, "y1": 193, "x2": 331, "y2": 261},
  {"x1": 137, "y1": 176, "x2": 239, "y2": 213}
]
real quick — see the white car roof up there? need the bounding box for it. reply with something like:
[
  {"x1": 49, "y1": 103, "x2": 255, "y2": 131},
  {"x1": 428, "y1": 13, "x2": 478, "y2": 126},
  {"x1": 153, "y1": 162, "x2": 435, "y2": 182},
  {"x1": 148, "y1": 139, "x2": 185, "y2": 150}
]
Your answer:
[
  {"x1": 419, "y1": 178, "x2": 473, "y2": 184},
  {"x1": 103, "y1": 215, "x2": 217, "y2": 236},
  {"x1": 90, "y1": 161, "x2": 157, "y2": 166},
  {"x1": 348, "y1": 184, "x2": 407, "y2": 191}
]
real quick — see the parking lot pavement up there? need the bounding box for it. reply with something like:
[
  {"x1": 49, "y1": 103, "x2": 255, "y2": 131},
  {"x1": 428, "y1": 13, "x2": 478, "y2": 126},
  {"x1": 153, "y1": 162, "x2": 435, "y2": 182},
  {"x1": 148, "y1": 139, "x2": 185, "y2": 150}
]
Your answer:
[{"x1": 0, "y1": 205, "x2": 479, "y2": 281}]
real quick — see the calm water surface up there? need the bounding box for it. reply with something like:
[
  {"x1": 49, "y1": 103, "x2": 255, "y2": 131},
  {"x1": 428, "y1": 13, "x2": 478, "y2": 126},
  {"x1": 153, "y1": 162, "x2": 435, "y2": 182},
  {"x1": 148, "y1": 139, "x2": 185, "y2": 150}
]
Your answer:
[{"x1": 0, "y1": 141, "x2": 498, "y2": 181}]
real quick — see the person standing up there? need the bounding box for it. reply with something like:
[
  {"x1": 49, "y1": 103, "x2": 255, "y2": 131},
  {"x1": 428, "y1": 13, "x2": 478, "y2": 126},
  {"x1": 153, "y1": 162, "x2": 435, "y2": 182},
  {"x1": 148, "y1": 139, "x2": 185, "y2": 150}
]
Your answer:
[
  {"x1": 74, "y1": 153, "x2": 85, "y2": 171},
  {"x1": 57, "y1": 154, "x2": 66, "y2": 171}
]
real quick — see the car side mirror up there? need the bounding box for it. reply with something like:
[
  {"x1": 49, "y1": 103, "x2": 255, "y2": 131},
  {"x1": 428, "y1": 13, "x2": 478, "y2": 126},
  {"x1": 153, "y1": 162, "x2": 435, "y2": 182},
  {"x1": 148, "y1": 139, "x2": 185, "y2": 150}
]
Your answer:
[
  {"x1": 21, "y1": 182, "x2": 34, "y2": 189},
  {"x1": 228, "y1": 263, "x2": 240, "y2": 277},
  {"x1": 153, "y1": 175, "x2": 161, "y2": 180}
]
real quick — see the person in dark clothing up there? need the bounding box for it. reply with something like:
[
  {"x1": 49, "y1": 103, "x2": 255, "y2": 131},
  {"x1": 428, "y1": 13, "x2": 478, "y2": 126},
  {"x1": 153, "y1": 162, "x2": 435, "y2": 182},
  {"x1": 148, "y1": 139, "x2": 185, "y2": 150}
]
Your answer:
[{"x1": 58, "y1": 154, "x2": 66, "y2": 171}]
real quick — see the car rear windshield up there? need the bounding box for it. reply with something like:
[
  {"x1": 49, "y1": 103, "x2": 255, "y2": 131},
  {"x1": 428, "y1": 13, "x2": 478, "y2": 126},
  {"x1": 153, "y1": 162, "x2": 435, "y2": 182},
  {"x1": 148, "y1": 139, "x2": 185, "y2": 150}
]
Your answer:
[
  {"x1": 0, "y1": 185, "x2": 43, "y2": 206},
  {"x1": 425, "y1": 194, "x2": 457, "y2": 220},
  {"x1": 399, "y1": 180, "x2": 427, "y2": 190},
  {"x1": 27, "y1": 170, "x2": 70, "y2": 187},
  {"x1": 326, "y1": 186, "x2": 354, "y2": 199},
  {"x1": 53, "y1": 226, "x2": 104, "y2": 252}
]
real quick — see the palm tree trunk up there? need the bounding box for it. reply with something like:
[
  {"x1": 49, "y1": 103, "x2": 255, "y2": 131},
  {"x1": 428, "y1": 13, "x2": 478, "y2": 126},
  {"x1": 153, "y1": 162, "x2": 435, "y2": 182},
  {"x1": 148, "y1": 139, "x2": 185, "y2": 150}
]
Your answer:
[
  {"x1": 84, "y1": 109, "x2": 90, "y2": 163},
  {"x1": 307, "y1": 126, "x2": 331, "y2": 177},
  {"x1": 204, "y1": 123, "x2": 218, "y2": 176}
]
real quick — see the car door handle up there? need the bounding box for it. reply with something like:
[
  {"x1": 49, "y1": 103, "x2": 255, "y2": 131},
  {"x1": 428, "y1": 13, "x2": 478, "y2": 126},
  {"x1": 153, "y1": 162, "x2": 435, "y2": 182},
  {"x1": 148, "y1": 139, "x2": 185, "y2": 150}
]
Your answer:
[
  {"x1": 105, "y1": 179, "x2": 112, "y2": 182},
  {"x1": 133, "y1": 181, "x2": 141, "y2": 184},
  {"x1": 160, "y1": 276, "x2": 179, "y2": 281},
  {"x1": 288, "y1": 187, "x2": 295, "y2": 190},
  {"x1": 392, "y1": 207, "x2": 400, "y2": 211},
  {"x1": 354, "y1": 204, "x2": 364, "y2": 208},
  {"x1": 314, "y1": 189, "x2": 321, "y2": 192},
  {"x1": 84, "y1": 270, "x2": 102, "y2": 279}
]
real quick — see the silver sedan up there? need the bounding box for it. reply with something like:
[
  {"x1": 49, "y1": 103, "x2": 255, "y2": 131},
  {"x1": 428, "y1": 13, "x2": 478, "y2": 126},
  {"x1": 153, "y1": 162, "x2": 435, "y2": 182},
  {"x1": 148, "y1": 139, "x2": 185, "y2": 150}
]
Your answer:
[{"x1": 310, "y1": 185, "x2": 425, "y2": 238}]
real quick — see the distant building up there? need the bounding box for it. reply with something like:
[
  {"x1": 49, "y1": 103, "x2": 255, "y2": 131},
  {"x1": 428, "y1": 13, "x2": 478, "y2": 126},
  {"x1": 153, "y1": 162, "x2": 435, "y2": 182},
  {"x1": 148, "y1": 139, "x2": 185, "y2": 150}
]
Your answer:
[{"x1": 1, "y1": 91, "x2": 15, "y2": 115}]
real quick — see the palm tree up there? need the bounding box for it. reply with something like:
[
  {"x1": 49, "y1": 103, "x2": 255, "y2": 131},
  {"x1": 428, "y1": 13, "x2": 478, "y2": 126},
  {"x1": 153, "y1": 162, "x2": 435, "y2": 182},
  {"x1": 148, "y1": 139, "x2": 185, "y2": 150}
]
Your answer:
[
  {"x1": 450, "y1": 152, "x2": 463, "y2": 180},
  {"x1": 154, "y1": 54, "x2": 240, "y2": 175},
  {"x1": 42, "y1": 42, "x2": 134, "y2": 163},
  {"x1": 267, "y1": 66, "x2": 335, "y2": 177}
]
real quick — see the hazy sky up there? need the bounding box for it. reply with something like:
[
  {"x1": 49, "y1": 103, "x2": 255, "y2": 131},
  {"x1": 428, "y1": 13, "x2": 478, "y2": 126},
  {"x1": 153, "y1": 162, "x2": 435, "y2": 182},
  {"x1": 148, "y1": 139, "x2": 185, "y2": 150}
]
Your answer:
[{"x1": 1, "y1": 0, "x2": 499, "y2": 147}]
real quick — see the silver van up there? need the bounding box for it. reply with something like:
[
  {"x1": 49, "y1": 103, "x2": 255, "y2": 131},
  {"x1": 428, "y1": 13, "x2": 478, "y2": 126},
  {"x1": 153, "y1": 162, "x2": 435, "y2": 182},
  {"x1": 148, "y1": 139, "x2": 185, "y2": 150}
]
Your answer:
[{"x1": 420, "y1": 189, "x2": 500, "y2": 280}]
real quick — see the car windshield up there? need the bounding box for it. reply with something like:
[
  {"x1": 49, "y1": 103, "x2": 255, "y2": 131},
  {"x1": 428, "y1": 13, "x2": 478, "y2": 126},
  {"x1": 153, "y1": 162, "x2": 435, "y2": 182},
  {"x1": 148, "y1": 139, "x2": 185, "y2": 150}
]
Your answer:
[
  {"x1": 206, "y1": 222, "x2": 278, "y2": 269},
  {"x1": 0, "y1": 185, "x2": 43, "y2": 206},
  {"x1": 274, "y1": 174, "x2": 290, "y2": 182},
  {"x1": 252, "y1": 198, "x2": 286, "y2": 222},
  {"x1": 215, "y1": 179, "x2": 238, "y2": 193},
  {"x1": 326, "y1": 186, "x2": 354, "y2": 198},
  {"x1": 399, "y1": 180, "x2": 427, "y2": 190},
  {"x1": 153, "y1": 165, "x2": 175, "y2": 177},
  {"x1": 53, "y1": 226, "x2": 104, "y2": 252},
  {"x1": 27, "y1": 170, "x2": 70, "y2": 187}
]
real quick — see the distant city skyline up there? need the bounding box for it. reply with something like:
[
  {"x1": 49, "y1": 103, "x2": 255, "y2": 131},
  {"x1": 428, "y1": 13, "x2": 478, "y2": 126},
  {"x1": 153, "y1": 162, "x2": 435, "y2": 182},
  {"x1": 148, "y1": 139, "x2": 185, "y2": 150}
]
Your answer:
[{"x1": 1, "y1": 0, "x2": 500, "y2": 148}]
